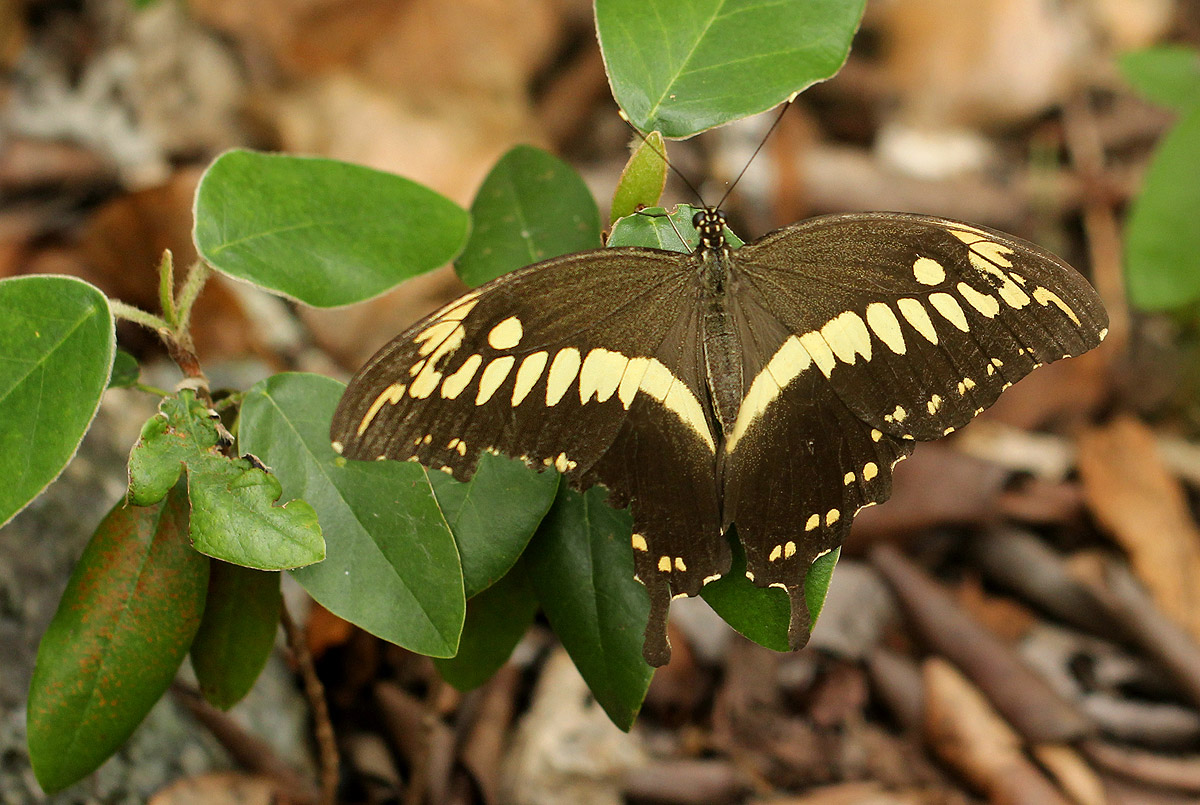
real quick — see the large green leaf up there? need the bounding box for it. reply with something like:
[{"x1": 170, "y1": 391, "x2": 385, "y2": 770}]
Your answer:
[
  {"x1": 1119, "y1": 46, "x2": 1200, "y2": 112},
  {"x1": 0, "y1": 276, "x2": 114, "y2": 528},
  {"x1": 1125, "y1": 107, "x2": 1200, "y2": 310},
  {"x1": 434, "y1": 559, "x2": 539, "y2": 691},
  {"x1": 127, "y1": 390, "x2": 222, "y2": 507},
  {"x1": 27, "y1": 487, "x2": 209, "y2": 792},
  {"x1": 455, "y1": 145, "x2": 601, "y2": 288},
  {"x1": 428, "y1": 454, "x2": 558, "y2": 597},
  {"x1": 190, "y1": 562, "x2": 282, "y2": 710},
  {"x1": 526, "y1": 486, "x2": 652, "y2": 730},
  {"x1": 701, "y1": 531, "x2": 840, "y2": 651},
  {"x1": 239, "y1": 373, "x2": 465, "y2": 657},
  {"x1": 194, "y1": 150, "x2": 469, "y2": 307},
  {"x1": 596, "y1": 0, "x2": 866, "y2": 137}
]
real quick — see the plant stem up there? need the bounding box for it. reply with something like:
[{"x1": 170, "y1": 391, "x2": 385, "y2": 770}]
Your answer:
[
  {"x1": 133, "y1": 382, "x2": 172, "y2": 397},
  {"x1": 109, "y1": 300, "x2": 172, "y2": 332},
  {"x1": 158, "y1": 250, "x2": 178, "y2": 327},
  {"x1": 281, "y1": 604, "x2": 340, "y2": 805},
  {"x1": 175, "y1": 261, "x2": 212, "y2": 336}
]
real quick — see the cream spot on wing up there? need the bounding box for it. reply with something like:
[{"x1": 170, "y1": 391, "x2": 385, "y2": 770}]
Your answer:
[
  {"x1": 769, "y1": 544, "x2": 782, "y2": 562},
  {"x1": 409, "y1": 364, "x2": 444, "y2": 399},
  {"x1": 974, "y1": 240, "x2": 1014, "y2": 267},
  {"x1": 826, "y1": 508, "x2": 841, "y2": 526},
  {"x1": 331, "y1": 441, "x2": 344, "y2": 454},
  {"x1": 640, "y1": 359, "x2": 715, "y2": 451},
  {"x1": 944, "y1": 426, "x2": 956, "y2": 434},
  {"x1": 1032, "y1": 287, "x2": 1081, "y2": 325},
  {"x1": 431, "y1": 295, "x2": 480, "y2": 323},
  {"x1": 546, "y1": 347, "x2": 582, "y2": 406},
  {"x1": 579, "y1": 348, "x2": 628, "y2": 404},
  {"x1": 617, "y1": 356, "x2": 651, "y2": 408},
  {"x1": 784, "y1": 541, "x2": 797, "y2": 559},
  {"x1": 927, "y1": 394, "x2": 943, "y2": 414},
  {"x1": 821, "y1": 311, "x2": 872, "y2": 364},
  {"x1": 487, "y1": 316, "x2": 523, "y2": 350},
  {"x1": 929, "y1": 292, "x2": 969, "y2": 332},
  {"x1": 897, "y1": 298, "x2": 938, "y2": 344},
  {"x1": 553, "y1": 452, "x2": 576, "y2": 473},
  {"x1": 1098, "y1": 328, "x2": 1108, "y2": 340},
  {"x1": 674, "y1": 556, "x2": 687, "y2": 572},
  {"x1": 963, "y1": 377, "x2": 976, "y2": 389},
  {"x1": 415, "y1": 320, "x2": 460, "y2": 356},
  {"x1": 992, "y1": 358, "x2": 1004, "y2": 367},
  {"x1": 727, "y1": 336, "x2": 812, "y2": 452},
  {"x1": 703, "y1": 574, "x2": 722, "y2": 585},
  {"x1": 806, "y1": 514, "x2": 820, "y2": 531},
  {"x1": 987, "y1": 364, "x2": 996, "y2": 376},
  {"x1": 843, "y1": 471, "x2": 855, "y2": 485},
  {"x1": 422, "y1": 434, "x2": 433, "y2": 445},
  {"x1": 1002, "y1": 382, "x2": 1013, "y2": 390},
  {"x1": 511, "y1": 351, "x2": 549, "y2": 406},
  {"x1": 913, "y1": 256, "x2": 946, "y2": 285},
  {"x1": 1010, "y1": 272, "x2": 1028, "y2": 285},
  {"x1": 632, "y1": 534, "x2": 648, "y2": 552},
  {"x1": 943, "y1": 223, "x2": 991, "y2": 244},
  {"x1": 745, "y1": 571, "x2": 756, "y2": 581},
  {"x1": 658, "y1": 555, "x2": 671, "y2": 572},
  {"x1": 866, "y1": 302, "x2": 906, "y2": 355},
  {"x1": 891, "y1": 404, "x2": 907, "y2": 422},
  {"x1": 456, "y1": 441, "x2": 467, "y2": 456},
  {"x1": 357, "y1": 382, "x2": 407, "y2": 436},
  {"x1": 476, "y1": 356, "x2": 515, "y2": 405},
  {"x1": 439, "y1": 466, "x2": 454, "y2": 474},
  {"x1": 957, "y1": 282, "x2": 1001, "y2": 318},
  {"x1": 863, "y1": 461, "x2": 878, "y2": 481},
  {"x1": 799, "y1": 331, "x2": 837, "y2": 377},
  {"x1": 441, "y1": 354, "x2": 482, "y2": 399},
  {"x1": 969, "y1": 252, "x2": 1029, "y2": 307},
  {"x1": 871, "y1": 428, "x2": 882, "y2": 442}
]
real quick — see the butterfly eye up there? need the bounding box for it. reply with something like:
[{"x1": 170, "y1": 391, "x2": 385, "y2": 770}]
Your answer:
[{"x1": 692, "y1": 211, "x2": 705, "y2": 229}]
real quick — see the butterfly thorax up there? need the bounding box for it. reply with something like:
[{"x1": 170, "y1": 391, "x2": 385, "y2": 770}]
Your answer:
[{"x1": 695, "y1": 208, "x2": 743, "y2": 439}]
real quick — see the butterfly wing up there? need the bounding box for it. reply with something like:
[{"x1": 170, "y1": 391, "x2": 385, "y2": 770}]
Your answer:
[
  {"x1": 720, "y1": 212, "x2": 1106, "y2": 644},
  {"x1": 330, "y1": 248, "x2": 725, "y2": 665}
]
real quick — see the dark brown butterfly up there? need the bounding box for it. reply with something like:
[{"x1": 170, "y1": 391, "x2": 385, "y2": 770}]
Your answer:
[{"x1": 331, "y1": 207, "x2": 1107, "y2": 666}]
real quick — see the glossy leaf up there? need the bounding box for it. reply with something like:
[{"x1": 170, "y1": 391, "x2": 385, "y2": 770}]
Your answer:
[
  {"x1": 455, "y1": 145, "x2": 601, "y2": 288},
  {"x1": 702, "y1": 533, "x2": 840, "y2": 651},
  {"x1": 190, "y1": 562, "x2": 282, "y2": 710},
  {"x1": 610, "y1": 131, "x2": 669, "y2": 224},
  {"x1": 0, "y1": 275, "x2": 114, "y2": 528},
  {"x1": 608, "y1": 203, "x2": 743, "y2": 253},
  {"x1": 428, "y1": 453, "x2": 558, "y2": 597},
  {"x1": 596, "y1": 0, "x2": 866, "y2": 137},
  {"x1": 526, "y1": 486, "x2": 652, "y2": 730},
  {"x1": 434, "y1": 560, "x2": 539, "y2": 691},
  {"x1": 1125, "y1": 107, "x2": 1200, "y2": 310},
  {"x1": 186, "y1": 453, "x2": 324, "y2": 570},
  {"x1": 27, "y1": 487, "x2": 208, "y2": 792},
  {"x1": 1120, "y1": 46, "x2": 1200, "y2": 112},
  {"x1": 194, "y1": 150, "x2": 469, "y2": 307},
  {"x1": 239, "y1": 373, "x2": 465, "y2": 657}
]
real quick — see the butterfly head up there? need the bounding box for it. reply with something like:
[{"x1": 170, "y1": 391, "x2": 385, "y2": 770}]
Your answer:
[{"x1": 692, "y1": 207, "x2": 727, "y2": 252}]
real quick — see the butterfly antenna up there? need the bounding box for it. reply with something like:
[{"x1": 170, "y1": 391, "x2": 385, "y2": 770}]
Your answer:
[
  {"x1": 619, "y1": 111, "x2": 707, "y2": 208},
  {"x1": 716, "y1": 99, "x2": 793, "y2": 211}
]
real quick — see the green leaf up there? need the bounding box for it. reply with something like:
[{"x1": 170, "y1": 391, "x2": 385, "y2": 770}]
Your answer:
[
  {"x1": 608, "y1": 203, "x2": 743, "y2": 253},
  {"x1": 434, "y1": 559, "x2": 539, "y2": 691},
  {"x1": 596, "y1": 0, "x2": 866, "y2": 137},
  {"x1": 1125, "y1": 107, "x2": 1200, "y2": 310},
  {"x1": 194, "y1": 150, "x2": 469, "y2": 307},
  {"x1": 526, "y1": 486, "x2": 652, "y2": 730},
  {"x1": 1119, "y1": 46, "x2": 1200, "y2": 112},
  {"x1": 108, "y1": 349, "x2": 139, "y2": 389},
  {"x1": 428, "y1": 453, "x2": 558, "y2": 597},
  {"x1": 702, "y1": 531, "x2": 840, "y2": 651},
  {"x1": 27, "y1": 486, "x2": 209, "y2": 793},
  {"x1": 610, "y1": 132, "x2": 669, "y2": 224},
  {"x1": 185, "y1": 453, "x2": 325, "y2": 570},
  {"x1": 455, "y1": 145, "x2": 601, "y2": 288},
  {"x1": 0, "y1": 275, "x2": 114, "y2": 528},
  {"x1": 127, "y1": 390, "x2": 221, "y2": 507},
  {"x1": 239, "y1": 373, "x2": 465, "y2": 657},
  {"x1": 190, "y1": 562, "x2": 282, "y2": 710}
]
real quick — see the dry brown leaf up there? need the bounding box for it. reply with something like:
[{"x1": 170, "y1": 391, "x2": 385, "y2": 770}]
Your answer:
[
  {"x1": 1032, "y1": 744, "x2": 1108, "y2": 805},
  {"x1": 1077, "y1": 416, "x2": 1200, "y2": 644},
  {"x1": 148, "y1": 772, "x2": 285, "y2": 805},
  {"x1": 923, "y1": 657, "x2": 1071, "y2": 804},
  {"x1": 953, "y1": 575, "x2": 1038, "y2": 643}
]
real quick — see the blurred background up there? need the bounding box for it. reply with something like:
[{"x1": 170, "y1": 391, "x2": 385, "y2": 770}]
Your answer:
[{"x1": 3, "y1": 0, "x2": 1200, "y2": 803}]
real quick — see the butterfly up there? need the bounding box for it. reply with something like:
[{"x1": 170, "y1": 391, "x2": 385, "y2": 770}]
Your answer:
[{"x1": 330, "y1": 207, "x2": 1108, "y2": 666}]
